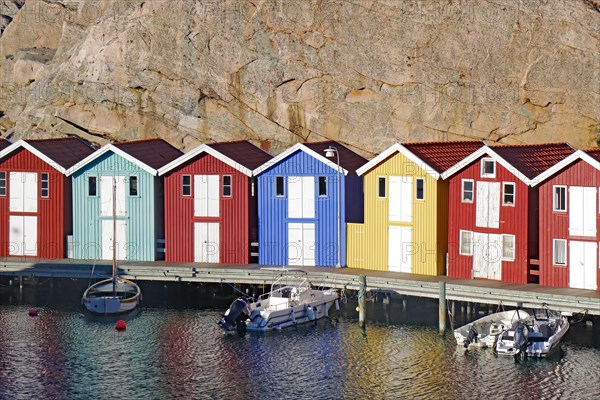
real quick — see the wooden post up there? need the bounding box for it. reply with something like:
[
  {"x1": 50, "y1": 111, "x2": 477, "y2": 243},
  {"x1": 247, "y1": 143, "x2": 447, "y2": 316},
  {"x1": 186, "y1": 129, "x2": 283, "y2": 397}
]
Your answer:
[
  {"x1": 439, "y1": 281, "x2": 446, "y2": 336},
  {"x1": 358, "y1": 275, "x2": 366, "y2": 329}
]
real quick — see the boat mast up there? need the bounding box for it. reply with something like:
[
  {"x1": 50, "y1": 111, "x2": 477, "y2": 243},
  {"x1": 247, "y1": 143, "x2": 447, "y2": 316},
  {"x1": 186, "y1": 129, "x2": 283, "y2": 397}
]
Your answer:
[{"x1": 112, "y1": 175, "x2": 117, "y2": 295}]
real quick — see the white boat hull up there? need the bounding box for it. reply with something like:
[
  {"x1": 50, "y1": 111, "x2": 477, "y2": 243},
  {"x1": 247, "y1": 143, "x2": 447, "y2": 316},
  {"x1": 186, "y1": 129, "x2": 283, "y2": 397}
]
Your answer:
[
  {"x1": 82, "y1": 278, "x2": 141, "y2": 314},
  {"x1": 454, "y1": 309, "x2": 530, "y2": 349},
  {"x1": 245, "y1": 291, "x2": 338, "y2": 332}
]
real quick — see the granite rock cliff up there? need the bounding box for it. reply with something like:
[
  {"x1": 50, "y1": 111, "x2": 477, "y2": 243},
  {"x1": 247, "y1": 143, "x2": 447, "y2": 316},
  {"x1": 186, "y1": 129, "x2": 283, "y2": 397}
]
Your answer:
[{"x1": 1, "y1": 0, "x2": 599, "y2": 156}]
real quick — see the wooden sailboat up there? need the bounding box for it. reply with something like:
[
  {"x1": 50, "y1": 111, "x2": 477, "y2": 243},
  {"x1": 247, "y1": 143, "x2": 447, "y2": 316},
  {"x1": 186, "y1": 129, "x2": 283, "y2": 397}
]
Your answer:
[{"x1": 82, "y1": 176, "x2": 141, "y2": 314}]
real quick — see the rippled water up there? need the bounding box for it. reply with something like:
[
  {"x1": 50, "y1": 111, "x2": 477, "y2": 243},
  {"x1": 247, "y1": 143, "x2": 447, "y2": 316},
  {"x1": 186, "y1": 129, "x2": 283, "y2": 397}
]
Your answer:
[{"x1": 1, "y1": 281, "x2": 599, "y2": 400}]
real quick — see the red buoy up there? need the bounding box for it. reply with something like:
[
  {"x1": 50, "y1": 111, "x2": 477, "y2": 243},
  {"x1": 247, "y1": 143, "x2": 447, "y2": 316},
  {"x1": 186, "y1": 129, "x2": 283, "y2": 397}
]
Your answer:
[
  {"x1": 115, "y1": 320, "x2": 127, "y2": 331},
  {"x1": 28, "y1": 308, "x2": 38, "y2": 317}
]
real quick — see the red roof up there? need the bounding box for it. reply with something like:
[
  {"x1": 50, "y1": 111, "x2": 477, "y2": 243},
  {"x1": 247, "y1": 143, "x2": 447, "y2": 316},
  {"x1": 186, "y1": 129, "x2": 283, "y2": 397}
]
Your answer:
[
  {"x1": 0, "y1": 138, "x2": 11, "y2": 151},
  {"x1": 114, "y1": 139, "x2": 183, "y2": 169},
  {"x1": 303, "y1": 141, "x2": 367, "y2": 173},
  {"x1": 26, "y1": 137, "x2": 95, "y2": 169},
  {"x1": 586, "y1": 149, "x2": 600, "y2": 163},
  {"x1": 208, "y1": 140, "x2": 272, "y2": 170},
  {"x1": 402, "y1": 141, "x2": 484, "y2": 173},
  {"x1": 491, "y1": 143, "x2": 575, "y2": 179}
]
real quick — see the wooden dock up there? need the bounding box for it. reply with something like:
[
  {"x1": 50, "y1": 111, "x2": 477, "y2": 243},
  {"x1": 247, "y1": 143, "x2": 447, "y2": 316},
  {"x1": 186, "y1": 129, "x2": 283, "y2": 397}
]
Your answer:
[{"x1": 1, "y1": 258, "x2": 598, "y2": 316}]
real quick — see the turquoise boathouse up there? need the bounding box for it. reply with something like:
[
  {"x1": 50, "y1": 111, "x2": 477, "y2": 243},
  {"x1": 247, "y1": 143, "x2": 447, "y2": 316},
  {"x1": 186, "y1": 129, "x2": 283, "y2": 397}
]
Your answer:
[{"x1": 66, "y1": 139, "x2": 182, "y2": 261}]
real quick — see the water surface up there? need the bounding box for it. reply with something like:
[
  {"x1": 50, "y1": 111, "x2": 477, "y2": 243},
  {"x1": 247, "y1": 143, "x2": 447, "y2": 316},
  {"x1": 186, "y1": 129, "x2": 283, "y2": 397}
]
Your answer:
[{"x1": 1, "y1": 281, "x2": 598, "y2": 399}]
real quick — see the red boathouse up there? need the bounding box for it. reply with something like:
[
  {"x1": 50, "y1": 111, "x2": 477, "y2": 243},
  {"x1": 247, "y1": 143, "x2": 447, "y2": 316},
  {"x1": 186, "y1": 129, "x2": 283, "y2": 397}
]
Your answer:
[
  {"x1": 442, "y1": 143, "x2": 575, "y2": 284},
  {"x1": 0, "y1": 138, "x2": 95, "y2": 258},
  {"x1": 534, "y1": 149, "x2": 600, "y2": 290},
  {"x1": 158, "y1": 141, "x2": 272, "y2": 264}
]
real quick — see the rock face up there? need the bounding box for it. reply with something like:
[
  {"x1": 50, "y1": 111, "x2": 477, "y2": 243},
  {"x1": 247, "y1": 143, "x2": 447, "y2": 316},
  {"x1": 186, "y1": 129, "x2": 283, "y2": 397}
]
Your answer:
[{"x1": 0, "y1": 0, "x2": 599, "y2": 156}]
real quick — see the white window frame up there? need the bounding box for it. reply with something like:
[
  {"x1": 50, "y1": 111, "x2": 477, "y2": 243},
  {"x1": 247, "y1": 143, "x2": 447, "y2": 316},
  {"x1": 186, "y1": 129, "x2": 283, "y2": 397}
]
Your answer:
[
  {"x1": 275, "y1": 176, "x2": 285, "y2": 197},
  {"x1": 0, "y1": 171, "x2": 5, "y2": 196},
  {"x1": 415, "y1": 178, "x2": 425, "y2": 200},
  {"x1": 553, "y1": 185, "x2": 567, "y2": 212},
  {"x1": 552, "y1": 239, "x2": 567, "y2": 266},
  {"x1": 222, "y1": 175, "x2": 232, "y2": 197},
  {"x1": 501, "y1": 234, "x2": 515, "y2": 261},
  {"x1": 502, "y1": 182, "x2": 515, "y2": 206},
  {"x1": 182, "y1": 175, "x2": 191, "y2": 197},
  {"x1": 88, "y1": 176, "x2": 97, "y2": 197},
  {"x1": 129, "y1": 175, "x2": 138, "y2": 197},
  {"x1": 377, "y1": 176, "x2": 386, "y2": 198},
  {"x1": 318, "y1": 176, "x2": 327, "y2": 197},
  {"x1": 40, "y1": 172, "x2": 49, "y2": 198},
  {"x1": 461, "y1": 179, "x2": 474, "y2": 203},
  {"x1": 459, "y1": 230, "x2": 473, "y2": 256},
  {"x1": 481, "y1": 158, "x2": 496, "y2": 178}
]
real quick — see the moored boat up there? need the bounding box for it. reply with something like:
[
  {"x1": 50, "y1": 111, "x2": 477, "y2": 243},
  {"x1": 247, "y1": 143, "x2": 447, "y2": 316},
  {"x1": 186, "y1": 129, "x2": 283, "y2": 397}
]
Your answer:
[
  {"x1": 495, "y1": 309, "x2": 570, "y2": 359},
  {"x1": 81, "y1": 176, "x2": 141, "y2": 314},
  {"x1": 454, "y1": 309, "x2": 530, "y2": 349},
  {"x1": 218, "y1": 268, "x2": 339, "y2": 333}
]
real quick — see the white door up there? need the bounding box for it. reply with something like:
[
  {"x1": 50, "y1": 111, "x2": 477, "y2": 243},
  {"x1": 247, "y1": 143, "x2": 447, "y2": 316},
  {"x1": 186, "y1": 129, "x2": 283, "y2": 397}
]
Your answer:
[
  {"x1": 101, "y1": 176, "x2": 126, "y2": 217},
  {"x1": 101, "y1": 219, "x2": 127, "y2": 260},
  {"x1": 288, "y1": 177, "x2": 315, "y2": 219},
  {"x1": 569, "y1": 241, "x2": 597, "y2": 290},
  {"x1": 389, "y1": 176, "x2": 412, "y2": 222},
  {"x1": 388, "y1": 226, "x2": 412, "y2": 273},
  {"x1": 8, "y1": 215, "x2": 37, "y2": 256},
  {"x1": 194, "y1": 222, "x2": 220, "y2": 263},
  {"x1": 9, "y1": 172, "x2": 37, "y2": 212},
  {"x1": 194, "y1": 175, "x2": 220, "y2": 217},
  {"x1": 288, "y1": 223, "x2": 315, "y2": 266},
  {"x1": 569, "y1": 187, "x2": 597, "y2": 237},
  {"x1": 472, "y1": 232, "x2": 503, "y2": 280},
  {"x1": 475, "y1": 182, "x2": 500, "y2": 228}
]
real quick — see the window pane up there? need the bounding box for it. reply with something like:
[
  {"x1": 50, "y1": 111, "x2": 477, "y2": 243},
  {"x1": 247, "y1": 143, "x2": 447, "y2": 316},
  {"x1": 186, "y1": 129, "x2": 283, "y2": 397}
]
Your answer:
[
  {"x1": 502, "y1": 235, "x2": 515, "y2": 259},
  {"x1": 482, "y1": 159, "x2": 495, "y2": 176},
  {"x1": 554, "y1": 187, "x2": 566, "y2": 211},
  {"x1": 460, "y1": 231, "x2": 472, "y2": 255},
  {"x1": 416, "y1": 178, "x2": 424, "y2": 200},
  {"x1": 318, "y1": 176, "x2": 327, "y2": 196},
  {"x1": 276, "y1": 176, "x2": 284, "y2": 196},
  {"x1": 462, "y1": 180, "x2": 473, "y2": 202},
  {"x1": 554, "y1": 240, "x2": 566, "y2": 264},
  {"x1": 0, "y1": 172, "x2": 5, "y2": 196},
  {"x1": 88, "y1": 177, "x2": 97, "y2": 196},
  {"x1": 223, "y1": 175, "x2": 232, "y2": 197},
  {"x1": 182, "y1": 175, "x2": 191, "y2": 196},
  {"x1": 129, "y1": 176, "x2": 138, "y2": 196},
  {"x1": 503, "y1": 183, "x2": 515, "y2": 205},
  {"x1": 378, "y1": 177, "x2": 386, "y2": 197}
]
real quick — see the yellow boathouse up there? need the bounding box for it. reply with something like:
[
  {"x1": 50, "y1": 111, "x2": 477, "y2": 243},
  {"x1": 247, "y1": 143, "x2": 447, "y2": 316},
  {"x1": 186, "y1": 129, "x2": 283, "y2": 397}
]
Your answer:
[{"x1": 347, "y1": 141, "x2": 483, "y2": 275}]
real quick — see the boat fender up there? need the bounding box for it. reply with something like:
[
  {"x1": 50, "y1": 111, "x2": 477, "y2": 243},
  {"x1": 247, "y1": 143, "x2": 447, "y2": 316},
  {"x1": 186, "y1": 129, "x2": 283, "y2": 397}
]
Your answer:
[{"x1": 335, "y1": 299, "x2": 340, "y2": 311}]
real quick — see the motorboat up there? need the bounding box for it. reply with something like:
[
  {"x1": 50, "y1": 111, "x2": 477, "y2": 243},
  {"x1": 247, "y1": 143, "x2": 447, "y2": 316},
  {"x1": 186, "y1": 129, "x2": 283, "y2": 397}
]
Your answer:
[
  {"x1": 454, "y1": 309, "x2": 530, "y2": 349},
  {"x1": 218, "y1": 268, "x2": 339, "y2": 333},
  {"x1": 495, "y1": 309, "x2": 571, "y2": 359}
]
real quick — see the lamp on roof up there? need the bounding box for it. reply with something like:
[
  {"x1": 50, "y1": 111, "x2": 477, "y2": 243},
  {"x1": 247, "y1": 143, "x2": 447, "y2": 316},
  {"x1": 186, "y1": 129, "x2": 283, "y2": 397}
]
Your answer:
[{"x1": 324, "y1": 145, "x2": 342, "y2": 268}]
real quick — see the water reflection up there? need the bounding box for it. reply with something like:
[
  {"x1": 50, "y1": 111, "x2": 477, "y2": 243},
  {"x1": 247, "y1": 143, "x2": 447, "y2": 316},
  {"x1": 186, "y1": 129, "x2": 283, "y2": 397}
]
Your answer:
[{"x1": 0, "y1": 281, "x2": 599, "y2": 399}]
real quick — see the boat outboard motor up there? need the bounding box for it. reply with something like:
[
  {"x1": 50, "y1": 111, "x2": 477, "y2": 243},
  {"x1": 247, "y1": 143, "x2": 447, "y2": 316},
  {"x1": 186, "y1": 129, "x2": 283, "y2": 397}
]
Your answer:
[
  {"x1": 513, "y1": 322, "x2": 529, "y2": 358},
  {"x1": 464, "y1": 325, "x2": 478, "y2": 348},
  {"x1": 218, "y1": 297, "x2": 249, "y2": 333}
]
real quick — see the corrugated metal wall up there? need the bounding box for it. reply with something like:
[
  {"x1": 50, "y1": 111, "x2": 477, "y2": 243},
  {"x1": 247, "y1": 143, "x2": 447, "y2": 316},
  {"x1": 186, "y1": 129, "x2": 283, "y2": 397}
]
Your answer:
[
  {"x1": 538, "y1": 160, "x2": 600, "y2": 289},
  {"x1": 0, "y1": 147, "x2": 66, "y2": 258},
  {"x1": 257, "y1": 150, "x2": 349, "y2": 267},
  {"x1": 447, "y1": 157, "x2": 530, "y2": 284},
  {"x1": 163, "y1": 153, "x2": 251, "y2": 264},
  {"x1": 72, "y1": 151, "x2": 157, "y2": 261},
  {"x1": 346, "y1": 223, "x2": 365, "y2": 268},
  {"x1": 347, "y1": 151, "x2": 445, "y2": 275}
]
